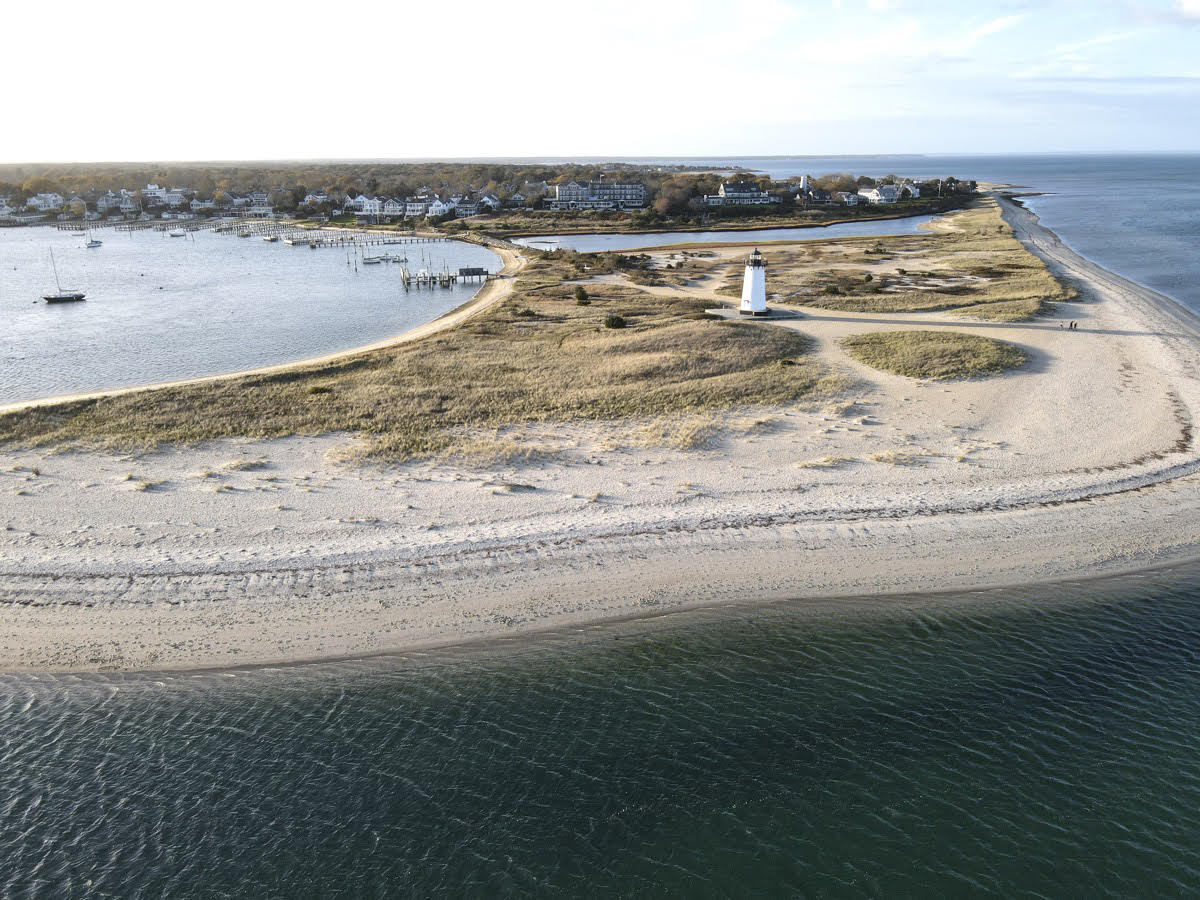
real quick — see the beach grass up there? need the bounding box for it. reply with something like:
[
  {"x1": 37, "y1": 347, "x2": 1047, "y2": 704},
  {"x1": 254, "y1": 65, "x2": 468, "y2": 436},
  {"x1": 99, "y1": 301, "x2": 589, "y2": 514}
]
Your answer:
[
  {"x1": 0, "y1": 253, "x2": 846, "y2": 460},
  {"x1": 841, "y1": 330, "x2": 1029, "y2": 380},
  {"x1": 718, "y1": 199, "x2": 1074, "y2": 321}
]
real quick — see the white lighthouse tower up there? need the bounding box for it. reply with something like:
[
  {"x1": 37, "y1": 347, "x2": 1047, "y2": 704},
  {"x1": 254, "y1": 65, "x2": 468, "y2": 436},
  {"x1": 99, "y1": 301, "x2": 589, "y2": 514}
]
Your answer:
[{"x1": 739, "y1": 248, "x2": 769, "y2": 316}]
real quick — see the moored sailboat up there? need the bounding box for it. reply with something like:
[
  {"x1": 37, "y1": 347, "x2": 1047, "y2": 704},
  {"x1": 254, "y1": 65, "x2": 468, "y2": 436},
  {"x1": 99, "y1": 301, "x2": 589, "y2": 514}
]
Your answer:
[{"x1": 43, "y1": 248, "x2": 86, "y2": 303}]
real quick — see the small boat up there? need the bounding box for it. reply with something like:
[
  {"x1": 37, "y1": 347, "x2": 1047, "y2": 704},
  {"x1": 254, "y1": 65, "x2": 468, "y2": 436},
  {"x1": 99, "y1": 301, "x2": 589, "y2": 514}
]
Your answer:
[
  {"x1": 169, "y1": 228, "x2": 187, "y2": 237},
  {"x1": 85, "y1": 236, "x2": 102, "y2": 248},
  {"x1": 43, "y1": 248, "x2": 86, "y2": 303},
  {"x1": 262, "y1": 235, "x2": 279, "y2": 242},
  {"x1": 362, "y1": 255, "x2": 384, "y2": 264}
]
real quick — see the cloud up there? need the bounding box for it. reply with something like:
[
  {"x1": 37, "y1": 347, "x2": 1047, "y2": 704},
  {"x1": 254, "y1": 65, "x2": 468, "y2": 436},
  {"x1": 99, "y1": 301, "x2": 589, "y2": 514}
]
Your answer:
[
  {"x1": 964, "y1": 13, "x2": 1026, "y2": 47},
  {"x1": 1175, "y1": 0, "x2": 1200, "y2": 19}
]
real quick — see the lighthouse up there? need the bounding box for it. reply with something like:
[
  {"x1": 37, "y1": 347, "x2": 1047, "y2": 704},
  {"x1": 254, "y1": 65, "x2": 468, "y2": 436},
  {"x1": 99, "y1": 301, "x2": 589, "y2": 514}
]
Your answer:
[{"x1": 739, "y1": 248, "x2": 769, "y2": 316}]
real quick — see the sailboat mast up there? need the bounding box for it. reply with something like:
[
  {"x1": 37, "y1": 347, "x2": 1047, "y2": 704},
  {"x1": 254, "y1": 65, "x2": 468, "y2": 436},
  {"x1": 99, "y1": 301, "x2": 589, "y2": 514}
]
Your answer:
[{"x1": 50, "y1": 248, "x2": 63, "y2": 292}]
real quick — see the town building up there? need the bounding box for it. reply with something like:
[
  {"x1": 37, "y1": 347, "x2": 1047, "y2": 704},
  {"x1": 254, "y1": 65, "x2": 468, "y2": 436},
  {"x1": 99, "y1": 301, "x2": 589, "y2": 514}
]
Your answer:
[
  {"x1": 25, "y1": 192, "x2": 65, "y2": 211},
  {"x1": 858, "y1": 185, "x2": 901, "y2": 204},
  {"x1": 548, "y1": 181, "x2": 646, "y2": 210},
  {"x1": 141, "y1": 184, "x2": 167, "y2": 206},
  {"x1": 703, "y1": 182, "x2": 778, "y2": 206}
]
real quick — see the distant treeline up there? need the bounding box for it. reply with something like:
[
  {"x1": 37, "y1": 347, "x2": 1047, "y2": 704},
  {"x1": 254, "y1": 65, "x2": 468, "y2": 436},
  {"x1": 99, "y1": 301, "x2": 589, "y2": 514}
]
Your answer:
[
  {"x1": 0, "y1": 161, "x2": 977, "y2": 219},
  {"x1": 0, "y1": 161, "x2": 700, "y2": 207}
]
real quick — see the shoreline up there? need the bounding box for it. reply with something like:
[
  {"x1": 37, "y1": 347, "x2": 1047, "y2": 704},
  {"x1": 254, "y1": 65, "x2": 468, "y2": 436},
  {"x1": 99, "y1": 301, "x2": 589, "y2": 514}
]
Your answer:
[
  {"x1": 0, "y1": 242, "x2": 523, "y2": 416},
  {"x1": 2, "y1": 202, "x2": 1200, "y2": 672},
  {"x1": 493, "y1": 206, "x2": 950, "y2": 238}
]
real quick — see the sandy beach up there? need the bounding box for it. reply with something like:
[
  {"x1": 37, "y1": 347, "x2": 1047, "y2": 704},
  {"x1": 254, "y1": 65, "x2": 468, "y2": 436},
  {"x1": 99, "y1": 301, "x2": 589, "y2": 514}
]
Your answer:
[{"x1": 1, "y1": 197, "x2": 1199, "y2": 672}]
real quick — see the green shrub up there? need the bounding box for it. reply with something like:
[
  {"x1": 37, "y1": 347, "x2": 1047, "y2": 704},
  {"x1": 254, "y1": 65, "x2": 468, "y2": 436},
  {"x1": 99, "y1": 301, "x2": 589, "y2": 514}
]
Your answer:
[{"x1": 604, "y1": 315, "x2": 627, "y2": 329}]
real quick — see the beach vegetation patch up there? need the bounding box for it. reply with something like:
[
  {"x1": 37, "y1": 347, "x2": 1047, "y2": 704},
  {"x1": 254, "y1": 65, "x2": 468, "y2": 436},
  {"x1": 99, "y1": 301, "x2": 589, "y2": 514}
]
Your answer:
[
  {"x1": 842, "y1": 330, "x2": 1028, "y2": 380},
  {"x1": 721, "y1": 199, "x2": 1073, "y2": 321},
  {"x1": 0, "y1": 252, "x2": 844, "y2": 461}
]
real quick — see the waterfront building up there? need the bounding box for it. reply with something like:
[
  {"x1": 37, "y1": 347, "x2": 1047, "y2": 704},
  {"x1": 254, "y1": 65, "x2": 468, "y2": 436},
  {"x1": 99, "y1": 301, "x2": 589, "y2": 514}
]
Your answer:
[
  {"x1": 739, "y1": 248, "x2": 769, "y2": 316},
  {"x1": 703, "y1": 182, "x2": 778, "y2": 206},
  {"x1": 548, "y1": 181, "x2": 646, "y2": 210},
  {"x1": 833, "y1": 191, "x2": 860, "y2": 206},
  {"x1": 455, "y1": 199, "x2": 480, "y2": 217},
  {"x1": 858, "y1": 185, "x2": 901, "y2": 204},
  {"x1": 405, "y1": 197, "x2": 430, "y2": 218},
  {"x1": 25, "y1": 192, "x2": 65, "y2": 211}
]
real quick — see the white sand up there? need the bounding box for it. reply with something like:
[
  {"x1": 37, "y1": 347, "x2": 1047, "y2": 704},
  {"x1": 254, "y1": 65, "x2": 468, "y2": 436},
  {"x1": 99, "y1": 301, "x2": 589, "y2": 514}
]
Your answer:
[{"x1": 2, "y1": 197, "x2": 1199, "y2": 672}]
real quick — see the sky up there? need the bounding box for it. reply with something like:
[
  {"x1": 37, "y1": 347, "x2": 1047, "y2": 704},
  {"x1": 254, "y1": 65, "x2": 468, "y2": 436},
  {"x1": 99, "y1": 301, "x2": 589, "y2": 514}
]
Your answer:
[{"x1": 6, "y1": 0, "x2": 1199, "y2": 162}]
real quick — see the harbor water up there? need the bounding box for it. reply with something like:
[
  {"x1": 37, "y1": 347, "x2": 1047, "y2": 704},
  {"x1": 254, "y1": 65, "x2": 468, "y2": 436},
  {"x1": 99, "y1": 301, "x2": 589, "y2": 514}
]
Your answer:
[{"x1": 0, "y1": 228, "x2": 499, "y2": 406}]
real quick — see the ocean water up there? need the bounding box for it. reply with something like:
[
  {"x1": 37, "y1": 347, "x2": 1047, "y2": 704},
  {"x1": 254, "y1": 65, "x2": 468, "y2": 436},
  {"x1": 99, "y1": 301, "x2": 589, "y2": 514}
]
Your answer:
[
  {"x1": 513, "y1": 214, "x2": 935, "y2": 254},
  {"x1": 2, "y1": 563, "x2": 1200, "y2": 896},
  {"x1": 0, "y1": 229, "x2": 498, "y2": 405}
]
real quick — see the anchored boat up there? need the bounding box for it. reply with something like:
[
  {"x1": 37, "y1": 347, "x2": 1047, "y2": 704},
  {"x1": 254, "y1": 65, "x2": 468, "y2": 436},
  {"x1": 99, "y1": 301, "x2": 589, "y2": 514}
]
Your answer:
[{"x1": 43, "y1": 248, "x2": 86, "y2": 303}]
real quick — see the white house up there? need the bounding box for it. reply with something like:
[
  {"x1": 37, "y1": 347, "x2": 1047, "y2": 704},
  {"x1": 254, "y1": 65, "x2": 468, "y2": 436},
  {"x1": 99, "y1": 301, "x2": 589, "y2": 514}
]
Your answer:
[
  {"x1": 427, "y1": 198, "x2": 453, "y2": 217},
  {"x1": 703, "y1": 182, "x2": 777, "y2": 206},
  {"x1": 26, "y1": 192, "x2": 65, "y2": 211},
  {"x1": 120, "y1": 193, "x2": 140, "y2": 213},
  {"x1": 96, "y1": 191, "x2": 122, "y2": 212},
  {"x1": 382, "y1": 198, "x2": 405, "y2": 217},
  {"x1": 191, "y1": 198, "x2": 216, "y2": 211},
  {"x1": 141, "y1": 183, "x2": 167, "y2": 205},
  {"x1": 302, "y1": 192, "x2": 329, "y2": 206},
  {"x1": 164, "y1": 188, "x2": 187, "y2": 208},
  {"x1": 832, "y1": 191, "x2": 860, "y2": 206},
  {"x1": 405, "y1": 198, "x2": 430, "y2": 218},
  {"x1": 358, "y1": 196, "x2": 383, "y2": 217},
  {"x1": 455, "y1": 199, "x2": 480, "y2": 217},
  {"x1": 857, "y1": 185, "x2": 900, "y2": 204},
  {"x1": 898, "y1": 181, "x2": 919, "y2": 199}
]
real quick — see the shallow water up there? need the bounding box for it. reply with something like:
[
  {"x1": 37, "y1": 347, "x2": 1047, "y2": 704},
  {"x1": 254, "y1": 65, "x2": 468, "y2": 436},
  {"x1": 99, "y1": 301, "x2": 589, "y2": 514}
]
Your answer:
[
  {"x1": 512, "y1": 213, "x2": 935, "y2": 253},
  {"x1": 3, "y1": 562, "x2": 1200, "y2": 896},
  {"x1": 0, "y1": 228, "x2": 499, "y2": 405}
]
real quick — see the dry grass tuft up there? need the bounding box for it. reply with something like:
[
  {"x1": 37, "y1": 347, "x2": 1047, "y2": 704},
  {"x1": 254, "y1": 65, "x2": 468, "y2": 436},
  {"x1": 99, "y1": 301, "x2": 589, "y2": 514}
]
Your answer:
[
  {"x1": 796, "y1": 455, "x2": 855, "y2": 469},
  {"x1": 842, "y1": 330, "x2": 1028, "y2": 380}
]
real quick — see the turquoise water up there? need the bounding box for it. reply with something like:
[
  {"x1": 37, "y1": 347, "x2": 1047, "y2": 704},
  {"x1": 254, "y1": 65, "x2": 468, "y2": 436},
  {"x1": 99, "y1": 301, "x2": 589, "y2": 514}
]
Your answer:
[{"x1": 2, "y1": 564, "x2": 1200, "y2": 896}]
